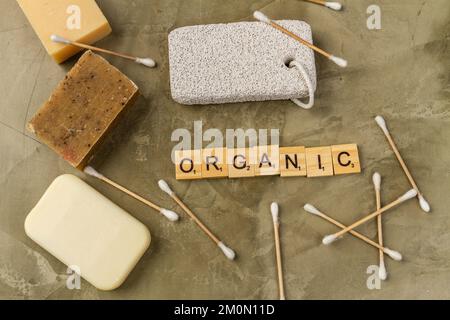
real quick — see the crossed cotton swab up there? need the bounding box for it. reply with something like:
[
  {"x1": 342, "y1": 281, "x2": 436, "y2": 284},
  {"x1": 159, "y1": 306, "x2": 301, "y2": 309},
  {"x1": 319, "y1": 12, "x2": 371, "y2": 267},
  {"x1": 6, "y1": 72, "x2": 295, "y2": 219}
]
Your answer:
[
  {"x1": 303, "y1": 204, "x2": 402, "y2": 261},
  {"x1": 303, "y1": 0, "x2": 343, "y2": 11},
  {"x1": 253, "y1": 11, "x2": 347, "y2": 67},
  {"x1": 322, "y1": 188, "x2": 417, "y2": 245},
  {"x1": 50, "y1": 34, "x2": 156, "y2": 68},
  {"x1": 373, "y1": 172, "x2": 387, "y2": 279},
  {"x1": 83, "y1": 167, "x2": 179, "y2": 221},
  {"x1": 375, "y1": 116, "x2": 431, "y2": 213},
  {"x1": 158, "y1": 180, "x2": 236, "y2": 260},
  {"x1": 271, "y1": 203, "x2": 285, "y2": 300}
]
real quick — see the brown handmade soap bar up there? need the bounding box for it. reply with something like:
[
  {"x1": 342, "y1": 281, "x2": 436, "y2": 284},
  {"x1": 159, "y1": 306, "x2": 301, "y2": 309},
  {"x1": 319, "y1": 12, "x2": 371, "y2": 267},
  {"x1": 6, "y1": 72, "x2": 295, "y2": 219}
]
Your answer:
[{"x1": 27, "y1": 51, "x2": 139, "y2": 169}]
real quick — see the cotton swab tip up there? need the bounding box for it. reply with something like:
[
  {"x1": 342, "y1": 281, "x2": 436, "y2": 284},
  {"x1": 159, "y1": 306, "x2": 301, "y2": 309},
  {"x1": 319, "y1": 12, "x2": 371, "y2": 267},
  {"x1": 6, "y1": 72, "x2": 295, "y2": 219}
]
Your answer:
[
  {"x1": 253, "y1": 11, "x2": 271, "y2": 24},
  {"x1": 303, "y1": 203, "x2": 322, "y2": 216},
  {"x1": 270, "y1": 202, "x2": 279, "y2": 223},
  {"x1": 372, "y1": 172, "x2": 381, "y2": 191},
  {"x1": 322, "y1": 234, "x2": 337, "y2": 245},
  {"x1": 418, "y1": 194, "x2": 431, "y2": 213},
  {"x1": 159, "y1": 208, "x2": 179, "y2": 222},
  {"x1": 398, "y1": 189, "x2": 418, "y2": 202},
  {"x1": 83, "y1": 166, "x2": 104, "y2": 179},
  {"x1": 135, "y1": 57, "x2": 156, "y2": 68},
  {"x1": 158, "y1": 179, "x2": 174, "y2": 196},
  {"x1": 218, "y1": 242, "x2": 236, "y2": 260},
  {"x1": 329, "y1": 55, "x2": 347, "y2": 67},
  {"x1": 325, "y1": 2, "x2": 343, "y2": 11},
  {"x1": 384, "y1": 248, "x2": 402, "y2": 261},
  {"x1": 378, "y1": 262, "x2": 387, "y2": 280},
  {"x1": 375, "y1": 115, "x2": 389, "y2": 135},
  {"x1": 50, "y1": 34, "x2": 71, "y2": 45}
]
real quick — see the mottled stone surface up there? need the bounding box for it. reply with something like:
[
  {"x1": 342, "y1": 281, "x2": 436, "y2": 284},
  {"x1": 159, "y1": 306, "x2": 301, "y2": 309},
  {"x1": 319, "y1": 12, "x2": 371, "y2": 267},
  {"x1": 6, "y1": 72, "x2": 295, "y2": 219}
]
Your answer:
[
  {"x1": 168, "y1": 20, "x2": 316, "y2": 104},
  {"x1": 0, "y1": 0, "x2": 449, "y2": 299}
]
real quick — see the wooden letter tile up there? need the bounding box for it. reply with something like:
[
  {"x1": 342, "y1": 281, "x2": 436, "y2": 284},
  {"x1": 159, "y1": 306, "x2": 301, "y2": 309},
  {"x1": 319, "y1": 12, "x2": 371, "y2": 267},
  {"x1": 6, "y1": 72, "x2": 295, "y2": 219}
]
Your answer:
[
  {"x1": 279, "y1": 146, "x2": 307, "y2": 177},
  {"x1": 305, "y1": 146, "x2": 334, "y2": 177},
  {"x1": 227, "y1": 147, "x2": 256, "y2": 178},
  {"x1": 175, "y1": 149, "x2": 202, "y2": 180},
  {"x1": 255, "y1": 145, "x2": 280, "y2": 176},
  {"x1": 331, "y1": 144, "x2": 361, "y2": 175},
  {"x1": 202, "y1": 148, "x2": 228, "y2": 178}
]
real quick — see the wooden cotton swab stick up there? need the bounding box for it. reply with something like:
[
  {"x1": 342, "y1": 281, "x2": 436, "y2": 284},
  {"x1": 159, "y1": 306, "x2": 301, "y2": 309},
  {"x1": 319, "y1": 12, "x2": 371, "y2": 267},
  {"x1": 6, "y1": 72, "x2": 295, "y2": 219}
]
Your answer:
[
  {"x1": 50, "y1": 34, "x2": 156, "y2": 68},
  {"x1": 375, "y1": 116, "x2": 431, "y2": 213},
  {"x1": 270, "y1": 203, "x2": 286, "y2": 300},
  {"x1": 253, "y1": 11, "x2": 347, "y2": 67},
  {"x1": 83, "y1": 167, "x2": 179, "y2": 221},
  {"x1": 303, "y1": 0, "x2": 343, "y2": 11},
  {"x1": 303, "y1": 204, "x2": 402, "y2": 261},
  {"x1": 322, "y1": 189, "x2": 417, "y2": 245},
  {"x1": 373, "y1": 173, "x2": 388, "y2": 279},
  {"x1": 158, "y1": 180, "x2": 236, "y2": 260}
]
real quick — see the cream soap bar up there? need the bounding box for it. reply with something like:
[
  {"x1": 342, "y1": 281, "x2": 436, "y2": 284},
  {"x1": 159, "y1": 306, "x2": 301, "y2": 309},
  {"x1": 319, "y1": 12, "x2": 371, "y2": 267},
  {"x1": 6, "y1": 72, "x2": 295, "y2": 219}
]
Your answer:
[
  {"x1": 17, "y1": 0, "x2": 112, "y2": 63},
  {"x1": 25, "y1": 175, "x2": 151, "y2": 291}
]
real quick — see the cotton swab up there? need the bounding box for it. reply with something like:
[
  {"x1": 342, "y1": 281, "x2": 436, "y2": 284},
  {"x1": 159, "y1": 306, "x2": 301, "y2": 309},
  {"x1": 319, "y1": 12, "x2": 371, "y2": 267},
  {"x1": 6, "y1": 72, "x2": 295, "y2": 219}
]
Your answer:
[
  {"x1": 271, "y1": 203, "x2": 286, "y2": 300},
  {"x1": 322, "y1": 189, "x2": 417, "y2": 244},
  {"x1": 375, "y1": 116, "x2": 430, "y2": 213},
  {"x1": 303, "y1": 204, "x2": 402, "y2": 261},
  {"x1": 83, "y1": 166, "x2": 179, "y2": 221},
  {"x1": 373, "y1": 173, "x2": 387, "y2": 279},
  {"x1": 303, "y1": 0, "x2": 343, "y2": 11},
  {"x1": 253, "y1": 11, "x2": 347, "y2": 67},
  {"x1": 158, "y1": 180, "x2": 236, "y2": 260},
  {"x1": 50, "y1": 34, "x2": 156, "y2": 68}
]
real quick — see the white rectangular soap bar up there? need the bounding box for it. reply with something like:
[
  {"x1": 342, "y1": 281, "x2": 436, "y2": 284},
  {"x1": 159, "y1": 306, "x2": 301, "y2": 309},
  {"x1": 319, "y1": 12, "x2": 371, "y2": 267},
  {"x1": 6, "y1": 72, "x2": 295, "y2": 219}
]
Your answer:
[
  {"x1": 168, "y1": 20, "x2": 316, "y2": 105},
  {"x1": 25, "y1": 174, "x2": 150, "y2": 291}
]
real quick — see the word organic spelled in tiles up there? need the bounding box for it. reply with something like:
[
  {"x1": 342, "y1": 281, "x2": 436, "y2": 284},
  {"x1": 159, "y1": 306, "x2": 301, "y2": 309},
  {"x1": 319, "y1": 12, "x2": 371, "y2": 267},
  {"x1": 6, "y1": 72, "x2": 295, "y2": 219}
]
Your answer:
[{"x1": 174, "y1": 144, "x2": 361, "y2": 180}]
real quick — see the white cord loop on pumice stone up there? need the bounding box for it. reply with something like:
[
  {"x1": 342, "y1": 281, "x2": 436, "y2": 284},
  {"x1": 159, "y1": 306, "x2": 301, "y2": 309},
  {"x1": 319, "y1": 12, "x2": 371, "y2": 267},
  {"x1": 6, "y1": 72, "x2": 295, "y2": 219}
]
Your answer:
[{"x1": 288, "y1": 60, "x2": 315, "y2": 109}]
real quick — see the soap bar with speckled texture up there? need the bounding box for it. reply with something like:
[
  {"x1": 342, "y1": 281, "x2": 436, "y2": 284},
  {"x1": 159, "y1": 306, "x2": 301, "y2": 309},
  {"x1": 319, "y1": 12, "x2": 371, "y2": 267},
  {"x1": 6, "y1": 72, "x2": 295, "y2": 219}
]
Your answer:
[{"x1": 27, "y1": 50, "x2": 139, "y2": 169}]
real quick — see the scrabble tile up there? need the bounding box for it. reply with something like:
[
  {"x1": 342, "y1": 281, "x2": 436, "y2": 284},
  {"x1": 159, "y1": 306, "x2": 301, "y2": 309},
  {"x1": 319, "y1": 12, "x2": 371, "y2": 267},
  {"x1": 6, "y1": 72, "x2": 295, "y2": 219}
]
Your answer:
[
  {"x1": 201, "y1": 148, "x2": 228, "y2": 178},
  {"x1": 331, "y1": 144, "x2": 361, "y2": 175},
  {"x1": 305, "y1": 146, "x2": 334, "y2": 177},
  {"x1": 175, "y1": 149, "x2": 202, "y2": 180},
  {"x1": 279, "y1": 146, "x2": 307, "y2": 177},
  {"x1": 255, "y1": 145, "x2": 280, "y2": 176},
  {"x1": 227, "y1": 148, "x2": 256, "y2": 178}
]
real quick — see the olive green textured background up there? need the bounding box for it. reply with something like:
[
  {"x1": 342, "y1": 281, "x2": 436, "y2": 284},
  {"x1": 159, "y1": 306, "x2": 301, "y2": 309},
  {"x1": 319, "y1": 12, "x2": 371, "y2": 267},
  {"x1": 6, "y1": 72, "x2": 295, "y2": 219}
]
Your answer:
[{"x1": 0, "y1": 0, "x2": 449, "y2": 299}]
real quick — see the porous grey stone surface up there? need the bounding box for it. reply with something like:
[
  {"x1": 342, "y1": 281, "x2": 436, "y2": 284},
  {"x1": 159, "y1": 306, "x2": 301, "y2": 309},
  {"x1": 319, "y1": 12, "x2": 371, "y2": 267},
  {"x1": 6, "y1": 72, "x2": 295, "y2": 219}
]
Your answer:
[{"x1": 168, "y1": 21, "x2": 316, "y2": 105}]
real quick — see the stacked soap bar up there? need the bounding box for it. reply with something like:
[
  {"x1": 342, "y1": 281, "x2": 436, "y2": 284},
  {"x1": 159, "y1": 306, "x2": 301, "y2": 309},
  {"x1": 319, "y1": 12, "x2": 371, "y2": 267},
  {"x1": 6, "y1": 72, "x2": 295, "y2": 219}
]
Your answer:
[
  {"x1": 25, "y1": 175, "x2": 151, "y2": 291},
  {"x1": 174, "y1": 144, "x2": 361, "y2": 180},
  {"x1": 17, "y1": 0, "x2": 111, "y2": 63},
  {"x1": 27, "y1": 51, "x2": 139, "y2": 169}
]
